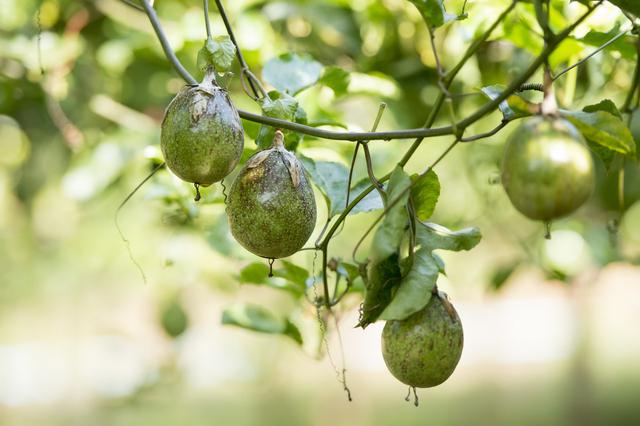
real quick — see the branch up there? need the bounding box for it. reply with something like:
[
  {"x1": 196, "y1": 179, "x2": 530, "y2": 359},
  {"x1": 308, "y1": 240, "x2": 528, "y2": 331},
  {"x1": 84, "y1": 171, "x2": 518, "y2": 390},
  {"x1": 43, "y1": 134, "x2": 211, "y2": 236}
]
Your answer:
[
  {"x1": 140, "y1": 0, "x2": 197, "y2": 85},
  {"x1": 320, "y1": 0, "x2": 603, "y2": 251}
]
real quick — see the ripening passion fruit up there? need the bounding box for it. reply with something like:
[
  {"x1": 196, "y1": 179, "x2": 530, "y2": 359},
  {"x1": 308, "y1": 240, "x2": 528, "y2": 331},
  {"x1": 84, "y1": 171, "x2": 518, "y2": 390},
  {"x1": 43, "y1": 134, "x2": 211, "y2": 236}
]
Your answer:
[
  {"x1": 381, "y1": 293, "x2": 463, "y2": 388},
  {"x1": 226, "y1": 131, "x2": 316, "y2": 259},
  {"x1": 501, "y1": 116, "x2": 595, "y2": 221},
  {"x1": 161, "y1": 70, "x2": 244, "y2": 186}
]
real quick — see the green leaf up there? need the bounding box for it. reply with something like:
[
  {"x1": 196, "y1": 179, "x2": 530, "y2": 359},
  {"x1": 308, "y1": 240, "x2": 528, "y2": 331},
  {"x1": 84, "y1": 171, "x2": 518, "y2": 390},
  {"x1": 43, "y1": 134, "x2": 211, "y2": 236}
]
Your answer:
[
  {"x1": 358, "y1": 253, "x2": 402, "y2": 327},
  {"x1": 369, "y1": 167, "x2": 411, "y2": 261},
  {"x1": 480, "y1": 85, "x2": 538, "y2": 120},
  {"x1": 221, "y1": 304, "x2": 302, "y2": 344},
  {"x1": 408, "y1": 0, "x2": 457, "y2": 28},
  {"x1": 411, "y1": 171, "x2": 440, "y2": 221},
  {"x1": 578, "y1": 29, "x2": 636, "y2": 60},
  {"x1": 160, "y1": 299, "x2": 189, "y2": 338},
  {"x1": 239, "y1": 262, "x2": 270, "y2": 284},
  {"x1": 238, "y1": 262, "x2": 306, "y2": 296},
  {"x1": 561, "y1": 109, "x2": 636, "y2": 156},
  {"x1": 263, "y1": 53, "x2": 323, "y2": 95},
  {"x1": 417, "y1": 222, "x2": 482, "y2": 252},
  {"x1": 272, "y1": 260, "x2": 309, "y2": 289},
  {"x1": 198, "y1": 36, "x2": 236, "y2": 72},
  {"x1": 379, "y1": 248, "x2": 439, "y2": 321},
  {"x1": 348, "y1": 178, "x2": 385, "y2": 215},
  {"x1": 299, "y1": 159, "x2": 384, "y2": 217},
  {"x1": 358, "y1": 167, "x2": 412, "y2": 327},
  {"x1": 299, "y1": 157, "x2": 349, "y2": 217},
  {"x1": 608, "y1": 0, "x2": 640, "y2": 16},
  {"x1": 259, "y1": 92, "x2": 299, "y2": 120},
  {"x1": 582, "y1": 99, "x2": 622, "y2": 120},
  {"x1": 319, "y1": 66, "x2": 350, "y2": 96},
  {"x1": 490, "y1": 261, "x2": 521, "y2": 291},
  {"x1": 256, "y1": 91, "x2": 306, "y2": 150}
]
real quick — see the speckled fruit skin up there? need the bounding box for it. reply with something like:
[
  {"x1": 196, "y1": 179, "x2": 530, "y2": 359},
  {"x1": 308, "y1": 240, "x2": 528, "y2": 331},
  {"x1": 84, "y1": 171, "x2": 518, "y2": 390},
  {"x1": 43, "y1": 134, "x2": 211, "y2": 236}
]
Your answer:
[
  {"x1": 226, "y1": 133, "x2": 316, "y2": 259},
  {"x1": 161, "y1": 72, "x2": 244, "y2": 185},
  {"x1": 382, "y1": 295, "x2": 463, "y2": 388},
  {"x1": 501, "y1": 116, "x2": 595, "y2": 221}
]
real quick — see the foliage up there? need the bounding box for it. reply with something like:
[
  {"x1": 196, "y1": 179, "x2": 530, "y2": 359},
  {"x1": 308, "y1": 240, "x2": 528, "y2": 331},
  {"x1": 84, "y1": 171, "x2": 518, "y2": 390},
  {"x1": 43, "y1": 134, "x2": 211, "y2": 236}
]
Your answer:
[{"x1": 2, "y1": 0, "x2": 640, "y2": 388}]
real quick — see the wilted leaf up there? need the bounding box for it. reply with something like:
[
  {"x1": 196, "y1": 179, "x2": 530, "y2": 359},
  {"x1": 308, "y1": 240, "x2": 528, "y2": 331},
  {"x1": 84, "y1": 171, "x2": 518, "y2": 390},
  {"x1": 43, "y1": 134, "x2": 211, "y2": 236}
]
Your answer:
[{"x1": 263, "y1": 53, "x2": 323, "y2": 95}]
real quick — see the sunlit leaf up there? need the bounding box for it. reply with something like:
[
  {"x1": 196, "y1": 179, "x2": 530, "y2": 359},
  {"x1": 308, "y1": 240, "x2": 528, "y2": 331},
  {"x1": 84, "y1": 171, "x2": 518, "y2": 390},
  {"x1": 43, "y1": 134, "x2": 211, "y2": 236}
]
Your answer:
[
  {"x1": 417, "y1": 222, "x2": 482, "y2": 252},
  {"x1": 256, "y1": 91, "x2": 306, "y2": 150},
  {"x1": 411, "y1": 171, "x2": 440, "y2": 221},
  {"x1": 561, "y1": 109, "x2": 636, "y2": 156},
  {"x1": 582, "y1": 99, "x2": 622, "y2": 119},
  {"x1": 319, "y1": 66, "x2": 350, "y2": 96},
  {"x1": 480, "y1": 85, "x2": 538, "y2": 120},
  {"x1": 198, "y1": 35, "x2": 236, "y2": 71},
  {"x1": 407, "y1": 0, "x2": 457, "y2": 28},
  {"x1": 578, "y1": 28, "x2": 636, "y2": 60},
  {"x1": 263, "y1": 53, "x2": 323, "y2": 95},
  {"x1": 608, "y1": 0, "x2": 640, "y2": 16}
]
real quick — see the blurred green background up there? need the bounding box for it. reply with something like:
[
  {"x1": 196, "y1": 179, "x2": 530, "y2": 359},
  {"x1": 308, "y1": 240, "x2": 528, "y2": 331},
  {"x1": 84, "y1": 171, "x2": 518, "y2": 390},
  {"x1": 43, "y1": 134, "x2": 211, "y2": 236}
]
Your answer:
[{"x1": 2, "y1": 0, "x2": 640, "y2": 424}]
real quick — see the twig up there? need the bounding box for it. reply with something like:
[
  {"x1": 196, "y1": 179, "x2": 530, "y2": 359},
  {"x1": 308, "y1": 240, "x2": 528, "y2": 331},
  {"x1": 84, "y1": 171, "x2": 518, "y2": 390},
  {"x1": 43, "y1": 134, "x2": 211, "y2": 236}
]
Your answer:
[
  {"x1": 203, "y1": 0, "x2": 212, "y2": 39},
  {"x1": 212, "y1": 0, "x2": 268, "y2": 99},
  {"x1": 553, "y1": 30, "x2": 629, "y2": 81}
]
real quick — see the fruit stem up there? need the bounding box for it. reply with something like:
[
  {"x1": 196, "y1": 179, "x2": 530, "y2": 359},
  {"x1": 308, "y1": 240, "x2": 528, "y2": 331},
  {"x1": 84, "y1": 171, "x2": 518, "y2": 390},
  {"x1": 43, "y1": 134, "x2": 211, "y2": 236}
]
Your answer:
[
  {"x1": 273, "y1": 130, "x2": 285, "y2": 149},
  {"x1": 267, "y1": 258, "x2": 275, "y2": 277},
  {"x1": 544, "y1": 221, "x2": 552, "y2": 239},
  {"x1": 194, "y1": 183, "x2": 202, "y2": 202}
]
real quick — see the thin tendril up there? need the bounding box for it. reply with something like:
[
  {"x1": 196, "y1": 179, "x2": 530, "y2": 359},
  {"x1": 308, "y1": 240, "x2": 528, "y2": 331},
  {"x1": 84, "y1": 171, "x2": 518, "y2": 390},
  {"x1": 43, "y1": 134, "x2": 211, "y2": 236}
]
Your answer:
[
  {"x1": 115, "y1": 162, "x2": 166, "y2": 285},
  {"x1": 36, "y1": 4, "x2": 45, "y2": 76},
  {"x1": 221, "y1": 178, "x2": 229, "y2": 204}
]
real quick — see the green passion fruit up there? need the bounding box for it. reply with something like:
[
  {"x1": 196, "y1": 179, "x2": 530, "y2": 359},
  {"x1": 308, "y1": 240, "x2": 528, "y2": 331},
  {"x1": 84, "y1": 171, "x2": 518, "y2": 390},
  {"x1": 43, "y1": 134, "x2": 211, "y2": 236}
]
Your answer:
[
  {"x1": 381, "y1": 293, "x2": 463, "y2": 388},
  {"x1": 226, "y1": 131, "x2": 316, "y2": 259},
  {"x1": 161, "y1": 70, "x2": 244, "y2": 186},
  {"x1": 501, "y1": 116, "x2": 595, "y2": 221}
]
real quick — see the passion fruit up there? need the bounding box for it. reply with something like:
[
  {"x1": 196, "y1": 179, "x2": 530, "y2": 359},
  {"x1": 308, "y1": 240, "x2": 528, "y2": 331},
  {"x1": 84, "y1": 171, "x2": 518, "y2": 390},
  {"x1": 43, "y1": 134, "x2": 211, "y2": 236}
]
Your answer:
[
  {"x1": 381, "y1": 293, "x2": 463, "y2": 388},
  {"x1": 226, "y1": 131, "x2": 316, "y2": 259},
  {"x1": 161, "y1": 70, "x2": 244, "y2": 186},
  {"x1": 501, "y1": 116, "x2": 595, "y2": 221}
]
